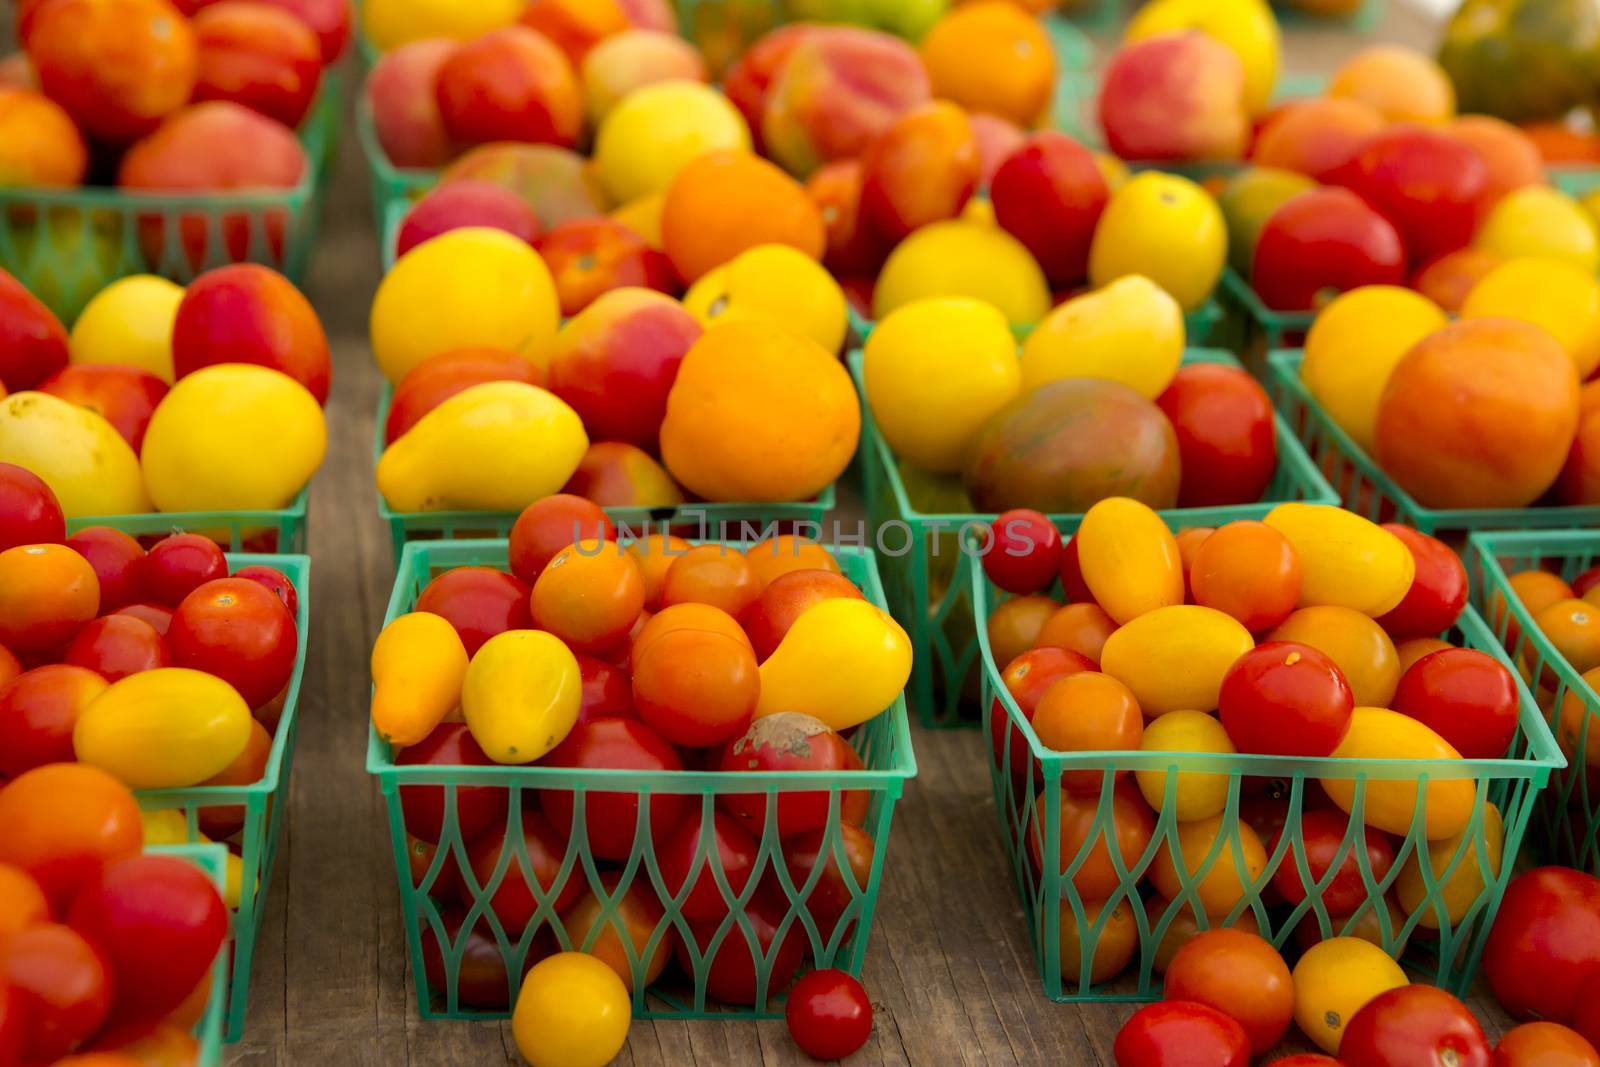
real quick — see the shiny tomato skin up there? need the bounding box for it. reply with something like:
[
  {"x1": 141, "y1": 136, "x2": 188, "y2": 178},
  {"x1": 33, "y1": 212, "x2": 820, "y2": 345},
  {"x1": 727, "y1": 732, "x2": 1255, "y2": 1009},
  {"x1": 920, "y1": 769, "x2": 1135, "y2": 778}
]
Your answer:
[
  {"x1": 167, "y1": 578, "x2": 298, "y2": 708},
  {"x1": 0, "y1": 463, "x2": 65, "y2": 551},
  {"x1": 1155, "y1": 363, "x2": 1278, "y2": 509},
  {"x1": 1391, "y1": 648, "x2": 1519, "y2": 760},
  {"x1": 785, "y1": 968, "x2": 873, "y2": 1060},
  {"x1": 1572, "y1": 972, "x2": 1600, "y2": 1053},
  {"x1": 1112, "y1": 1000, "x2": 1250, "y2": 1067},
  {"x1": 716, "y1": 712, "x2": 863, "y2": 839},
  {"x1": 507, "y1": 495, "x2": 615, "y2": 586},
  {"x1": 1059, "y1": 536, "x2": 1096, "y2": 603},
  {"x1": 142, "y1": 534, "x2": 227, "y2": 607},
  {"x1": 1340, "y1": 984, "x2": 1491, "y2": 1067},
  {"x1": 982, "y1": 509, "x2": 1063, "y2": 595},
  {"x1": 114, "y1": 603, "x2": 173, "y2": 637},
  {"x1": 1218, "y1": 641, "x2": 1354, "y2": 757},
  {"x1": 1493, "y1": 1021, "x2": 1600, "y2": 1066},
  {"x1": 1483, "y1": 867, "x2": 1600, "y2": 1023},
  {"x1": 0, "y1": 764, "x2": 143, "y2": 907},
  {"x1": 1374, "y1": 526, "x2": 1467, "y2": 639},
  {"x1": 0, "y1": 664, "x2": 108, "y2": 777},
  {"x1": 1264, "y1": 1058, "x2": 1346, "y2": 1066},
  {"x1": 655, "y1": 811, "x2": 760, "y2": 923},
  {"x1": 538, "y1": 719, "x2": 686, "y2": 860},
  {"x1": 1163, "y1": 928, "x2": 1294, "y2": 1055},
  {"x1": 0, "y1": 922, "x2": 113, "y2": 1062},
  {"x1": 673, "y1": 889, "x2": 805, "y2": 1007},
  {"x1": 781, "y1": 820, "x2": 876, "y2": 942},
  {"x1": 415, "y1": 566, "x2": 534, "y2": 657},
  {"x1": 64, "y1": 527, "x2": 145, "y2": 611},
  {"x1": 1251, "y1": 187, "x2": 1407, "y2": 312},
  {"x1": 574, "y1": 652, "x2": 636, "y2": 727},
  {"x1": 64, "y1": 615, "x2": 170, "y2": 682},
  {"x1": 397, "y1": 723, "x2": 505, "y2": 845},
  {"x1": 989, "y1": 646, "x2": 1097, "y2": 783},
  {"x1": 230, "y1": 564, "x2": 299, "y2": 617},
  {"x1": 0, "y1": 980, "x2": 21, "y2": 1067},
  {"x1": 1269, "y1": 807, "x2": 1395, "y2": 916}
]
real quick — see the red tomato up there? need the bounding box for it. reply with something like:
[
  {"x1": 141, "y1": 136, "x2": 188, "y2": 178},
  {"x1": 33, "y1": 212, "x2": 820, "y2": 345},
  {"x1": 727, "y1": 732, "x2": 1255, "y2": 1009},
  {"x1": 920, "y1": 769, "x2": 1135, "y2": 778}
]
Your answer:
[
  {"x1": 1219, "y1": 642, "x2": 1354, "y2": 757},
  {"x1": 0, "y1": 763, "x2": 142, "y2": 906},
  {"x1": 1251, "y1": 187, "x2": 1407, "y2": 311},
  {"x1": 1156, "y1": 364, "x2": 1279, "y2": 508},
  {"x1": 415, "y1": 566, "x2": 534, "y2": 657},
  {"x1": 740, "y1": 569, "x2": 864, "y2": 662},
  {"x1": 1266, "y1": 1058, "x2": 1346, "y2": 1066},
  {"x1": 1572, "y1": 972, "x2": 1600, "y2": 1053},
  {"x1": 717, "y1": 713, "x2": 864, "y2": 840},
  {"x1": 0, "y1": 664, "x2": 108, "y2": 777},
  {"x1": 673, "y1": 889, "x2": 805, "y2": 1006},
  {"x1": 782, "y1": 821, "x2": 876, "y2": 944},
  {"x1": 0, "y1": 462, "x2": 64, "y2": 552},
  {"x1": 1113, "y1": 1000, "x2": 1250, "y2": 1067},
  {"x1": 1332, "y1": 126, "x2": 1489, "y2": 264},
  {"x1": 1164, "y1": 928, "x2": 1293, "y2": 1055},
  {"x1": 1375, "y1": 526, "x2": 1468, "y2": 639},
  {"x1": 1269, "y1": 807, "x2": 1395, "y2": 916},
  {"x1": 1341, "y1": 984, "x2": 1491, "y2": 1067},
  {"x1": 574, "y1": 653, "x2": 635, "y2": 727},
  {"x1": 39, "y1": 365, "x2": 168, "y2": 452},
  {"x1": 539, "y1": 719, "x2": 686, "y2": 861},
  {"x1": 68, "y1": 854, "x2": 227, "y2": 1024},
  {"x1": 1493, "y1": 1021, "x2": 1600, "y2": 1066},
  {"x1": 1574, "y1": 566, "x2": 1600, "y2": 600},
  {"x1": 168, "y1": 578, "x2": 298, "y2": 708},
  {"x1": 785, "y1": 968, "x2": 873, "y2": 1060},
  {"x1": 113, "y1": 603, "x2": 172, "y2": 637},
  {"x1": 656, "y1": 811, "x2": 760, "y2": 923},
  {"x1": 1483, "y1": 867, "x2": 1600, "y2": 1023},
  {"x1": 229, "y1": 564, "x2": 299, "y2": 618},
  {"x1": 141, "y1": 534, "x2": 227, "y2": 607},
  {"x1": 989, "y1": 646, "x2": 1096, "y2": 784},
  {"x1": 396, "y1": 723, "x2": 505, "y2": 845},
  {"x1": 0, "y1": 923, "x2": 112, "y2": 1062},
  {"x1": 1391, "y1": 649, "x2": 1518, "y2": 760},
  {"x1": 386, "y1": 346, "x2": 544, "y2": 444},
  {"x1": 420, "y1": 909, "x2": 539, "y2": 1010},
  {"x1": 64, "y1": 527, "x2": 145, "y2": 611},
  {"x1": 0, "y1": 980, "x2": 22, "y2": 1067},
  {"x1": 507, "y1": 494, "x2": 615, "y2": 586},
  {"x1": 982, "y1": 509, "x2": 1063, "y2": 595},
  {"x1": 633, "y1": 627, "x2": 758, "y2": 748},
  {"x1": 64, "y1": 615, "x2": 170, "y2": 682},
  {"x1": 405, "y1": 833, "x2": 463, "y2": 900},
  {"x1": 1059, "y1": 536, "x2": 1096, "y2": 603},
  {"x1": 465, "y1": 812, "x2": 582, "y2": 931}
]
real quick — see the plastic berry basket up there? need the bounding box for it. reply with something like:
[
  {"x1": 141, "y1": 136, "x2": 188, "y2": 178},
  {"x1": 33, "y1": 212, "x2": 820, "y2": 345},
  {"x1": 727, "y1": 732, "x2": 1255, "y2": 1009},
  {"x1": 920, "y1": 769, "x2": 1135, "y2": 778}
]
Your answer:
[
  {"x1": 853, "y1": 346, "x2": 1339, "y2": 728},
  {"x1": 973, "y1": 551, "x2": 1562, "y2": 1002},
  {"x1": 63, "y1": 488, "x2": 310, "y2": 555},
  {"x1": 366, "y1": 538, "x2": 917, "y2": 1019},
  {"x1": 0, "y1": 79, "x2": 340, "y2": 325},
  {"x1": 137, "y1": 553, "x2": 311, "y2": 1042},
  {"x1": 146, "y1": 841, "x2": 232, "y2": 1066},
  {"x1": 1468, "y1": 529, "x2": 1600, "y2": 875},
  {"x1": 1266, "y1": 350, "x2": 1600, "y2": 536}
]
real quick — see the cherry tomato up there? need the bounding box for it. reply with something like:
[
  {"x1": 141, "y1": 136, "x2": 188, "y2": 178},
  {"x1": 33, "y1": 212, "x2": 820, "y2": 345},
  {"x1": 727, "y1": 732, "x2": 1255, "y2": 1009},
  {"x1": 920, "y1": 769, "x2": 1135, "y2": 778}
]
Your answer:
[
  {"x1": 0, "y1": 763, "x2": 141, "y2": 906},
  {"x1": 673, "y1": 889, "x2": 805, "y2": 1006},
  {"x1": 1270, "y1": 606, "x2": 1400, "y2": 709},
  {"x1": 1270, "y1": 807, "x2": 1395, "y2": 917},
  {"x1": 660, "y1": 545, "x2": 760, "y2": 618},
  {"x1": 142, "y1": 534, "x2": 227, "y2": 607},
  {"x1": 981, "y1": 509, "x2": 1063, "y2": 595},
  {"x1": 466, "y1": 811, "x2": 582, "y2": 931},
  {"x1": 1341, "y1": 984, "x2": 1491, "y2": 1067},
  {"x1": 197, "y1": 717, "x2": 274, "y2": 838},
  {"x1": 717, "y1": 713, "x2": 864, "y2": 840},
  {"x1": 0, "y1": 463, "x2": 64, "y2": 551},
  {"x1": 1574, "y1": 566, "x2": 1600, "y2": 600},
  {"x1": 397, "y1": 723, "x2": 506, "y2": 845},
  {"x1": 1265, "y1": 1058, "x2": 1346, "y2": 1066},
  {"x1": 416, "y1": 566, "x2": 534, "y2": 657},
  {"x1": 168, "y1": 578, "x2": 298, "y2": 708},
  {"x1": 1219, "y1": 641, "x2": 1354, "y2": 757},
  {"x1": 0, "y1": 980, "x2": 22, "y2": 1067},
  {"x1": 1059, "y1": 535, "x2": 1096, "y2": 603},
  {"x1": 1391, "y1": 649, "x2": 1518, "y2": 760},
  {"x1": 0, "y1": 922, "x2": 112, "y2": 1062},
  {"x1": 0, "y1": 664, "x2": 109, "y2": 777},
  {"x1": 1493, "y1": 1021, "x2": 1600, "y2": 1066},
  {"x1": 64, "y1": 615, "x2": 171, "y2": 682},
  {"x1": 1113, "y1": 1000, "x2": 1250, "y2": 1067},
  {"x1": 782, "y1": 821, "x2": 875, "y2": 944},
  {"x1": 1572, "y1": 972, "x2": 1600, "y2": 1053},
  {"x1": 741, "y1": 569, "x2": 865, "y2": 663},
  {"x1": 656, "y1": 811, "x2": 760, "y2": 923},
  {"x1": 1155, "y1": 363, "x2": 1278, "y2": 509},
  {"x1": 508, "y1": 494, "x2": 616, "y2": 586},
  {"x1": 230, "y1": 564, "x2": 299, "y2": 618},
  {"x1": 1032, "y1": 672, "x2": 1143, "y2": 795},
  {"x1": 1035, "y1": 602, "x2": 1117, "y2": 665},
  {"x1": 421, "y1": 909, "x2": 539, "y2": 1010},
  {"x1": 114, "y1": 603, "x2": 173, "y2": 637},
  {"x1": 1027, "y1": 779, "x2": 1155, "y2": 900},
  {"x1": 64, "y1": 527, "x2": 145, "y2": 611},
  {"x1": 786, "y1": 968, "x2": 873, "y2": 1060},
  {"x1": 1164, "y1": 928, "x2": 1293, "y2": 1055},
  {"x1": 986, "y1": 595, "x2": 1060, "y2": 673},
  {"x1": 1397, "y1": 637, "x2": 1453, "y2": 675},
  {"x1": 1483, "y1": 867, "x2": 1600, "y2": 1023},
  {"x1": 989, "y1": 646, "x2": 1096, "y2": 784},
  {"x1": 1375, "y1": 526, "x2": 1467, "y2": 639},
  {"x1": 405, "y1": 833, "x2": 463, "y2": 900},
  {"x1": 530, "y1": 540, "x2": 645, "y2": 654},
  {"x1": 1190, "y1": 521, "x2": 1302, "y2": 632},
  {"x1": 0, "y1": 543, "x2": 99, "y2": 654},
  {"x1": 574, "y1": 653, "x2": 635, "y2": 727},
  {"x1": 539, "y1": 719, "x2": 687, "y2": 860},
  {"x1": 0, "y1": 863, "x2": 49, "y2": 938},
  {"x1": 558, "y1": 872, "x2": 673, "y2": 991}
]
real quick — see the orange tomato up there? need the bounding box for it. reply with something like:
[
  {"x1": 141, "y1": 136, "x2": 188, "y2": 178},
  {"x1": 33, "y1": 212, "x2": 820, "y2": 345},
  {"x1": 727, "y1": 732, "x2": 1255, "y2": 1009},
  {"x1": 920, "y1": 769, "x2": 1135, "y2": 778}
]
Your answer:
[
  {"x1": 197, "y1": 717, "x2": 274, "y2": 839},
  {"x1": 659, "y1": 544, "x2": 760, "y2": 618},
  {"x1": 744, "y1": 535, "x2": 841, "y2": 588},
  {"x1": 1034, "y1": 602, "x2": 1117, "y2": 665},
  {"x1": 1190, "y1": 521, "x2": 1302, "y2": 632},
  {"x1": 1027, "y1": 779, "x2": 1155, "y2": 901},
  {"x1": 1149, "y1": 816, "x2": 1267, "y2": 918},
  {"x1": 558, "y1": 873, "x2": 673, "y2": 992},
  {"x1": 1148, "y1": 896, "x2": 1260, "y2": 974},
  {"x1": 0, "y1": 862, "x2": 48, "y2": 936},
  {"x1": 0, "y1": 543, "x2": 100, "y2": 654},
  {"x1": 531, "y1": 539, "x2": 646, "y2": 654},
  {"x1": 625, "y1": 532, "x2": 690, "y2": 610},
  {"x1": 987, "y1": 595, "x2": 1059, "y2": 672},
  {"x1": 1270, "y1": 605, "x2": 1401, "y2": 708},
  {"x1": 630, "y1": 603, "x2": 751, "y2": 670},
  {"x1": 1031, "y1": 672, "x2": 1143, "y2": 795},
  {"x1": 1049, "y1": 896, "x2": 1138, "y2": 987},
  {"x1": 0, "y1": 763, "x2": 142, "y2": 904},
  {"x1": 633, "y1": 628, "x2": 758, "y2": 748},
  {"x1": 1532, "y1": 598, "x2": 1600, "y2": 684},
  {"x1": 1488, "y1": 570, "x2": 1575, "y2": 650},
  {"x1": 1396, "y1": 637, "x2": 1453, "y2": 675},
  {"x1": 1164, "y1": 928, "x2": 1293, "y2": 1055},
  {"x1": 1494, "y1": 1022, "x2": 1600, "y2": 1067}
]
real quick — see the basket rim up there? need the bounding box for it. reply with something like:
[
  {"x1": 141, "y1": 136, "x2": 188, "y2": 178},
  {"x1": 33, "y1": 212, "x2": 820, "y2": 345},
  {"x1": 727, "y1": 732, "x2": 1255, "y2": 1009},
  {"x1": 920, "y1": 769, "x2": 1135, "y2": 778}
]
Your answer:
[{"x1": 65, "y1": 487, "x2": 311, "y2": 537}]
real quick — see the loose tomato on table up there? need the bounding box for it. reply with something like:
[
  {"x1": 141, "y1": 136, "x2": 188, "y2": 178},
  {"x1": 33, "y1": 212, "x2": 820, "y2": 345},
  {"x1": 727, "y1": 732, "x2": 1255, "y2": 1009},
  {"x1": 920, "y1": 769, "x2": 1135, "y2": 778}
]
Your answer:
[
  {"x1": 981, "y1": 508, "x2": 1062, "y2": 595},
  {"x1": 1340, "y1": 984, "x2": 1491, "y2": 1067},
  {"x1": 1483, "y1": 867, "x2": 1600, "y2": 1024},
  {"x1": 1113, "y1": 1000, "x2": 1250, "y2": 1067},
  {"x1": 1163, "y1": 929, "x2": 1293, "y2": 1055},
  {"x1": 785, "y1": 969, "x2": 873, "y2": 1061},
  {"x1": 1291, "y1": 936, "x2": 1410, "y2": 1055}
]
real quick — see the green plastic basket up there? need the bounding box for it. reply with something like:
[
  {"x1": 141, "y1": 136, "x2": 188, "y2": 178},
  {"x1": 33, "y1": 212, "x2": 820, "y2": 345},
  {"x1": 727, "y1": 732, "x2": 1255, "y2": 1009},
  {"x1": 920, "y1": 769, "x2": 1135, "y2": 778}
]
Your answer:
[
  {"x1": 63, "y1": 488, "x2": 310, "y2": 555},
  {"x1": 973, "y1": 551, "x2": 1562, "y2": 1001},
  {"x1": 147, "y1": 841, "x2": 231, "y2": 1066},
  {"x1": 1551, "y1": 166, "x2": 1600, "y2": 198},
  {"x1": 138, "y1": 552, "x2": 311, "y2": 1042},
  {"x1": 0, "y1": 79, "x2": 341, "y2": 325},
  {"x1": 367, "y1": 538, "x2": 916, "y2": 1019},
  {"x1": 1267, "y1": 350, "x2": 1600, "y2": 535},
  {"x1": 853, "y1": 346, "x2": 1340, "y2": 728},
  {"x1": 1468, "y1": 529, "x2": 1600, "y2": 875}
]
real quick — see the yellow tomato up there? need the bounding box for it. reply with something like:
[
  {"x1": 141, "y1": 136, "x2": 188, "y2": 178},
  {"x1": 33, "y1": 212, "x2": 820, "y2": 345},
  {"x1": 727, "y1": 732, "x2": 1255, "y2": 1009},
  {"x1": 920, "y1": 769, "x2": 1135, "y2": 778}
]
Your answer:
[
  {"x1": 74, "y1": 669, "x2": 252, "y2": 789},
  {"x1": 1135, "y1": 711, "x2": 1236, "y2": 820},
  {"x1": 1291, "y1": 936, "x2": 1409, "y2": 1055},
  {"x1": 1270, "y1": 606, "x2": 1401, "y2": 708},
  {"x1": 872, "y1": 219, "x2": 1051, "y2": 327},
  {"x1": 1077, "y1": 498, "x2": 1184, "y2": 624},
  {"x1": 1263, "y1": 503, "x2": 1414, "y2": 617},
  {"x1": 1396, "y1": 802, "x2": 1503, "y2": 929},
  {"x1": 683, "y1": 244, "x2": 848, "y2": 355},
  {"x1": 1475, "y1": 186, "x2": 1600, "y2": 274},
  {"x1": 140, "y1": 809, "x2": 192, "y2": 846},
  {"x1": 1148, "y1": 814, "x2": 1266, "y2": 918},
  {"x1": 1089, "y1": 172, "x2": 1226, "y2": 312},
  {"x1": 756, "y1": 598, "x2": 912, "y2": 729},
  {"x1": 1321, "y1": 708, "x2": 1477, "y2": 841},
  {"x1": 461, "y1": 630, "x2": 581, "y2": 764},
  {"x1": 68, "y1": 275, "x2": 183, "y2": 383},
  {"x1": 361, "y1": 0, "x2": 521, "y2": 50},
  {"x1": 1126, "y1": 0, "x2": 1281, "y2": 115},
  {"x1": 0, "y1": 391, "x2": 149, "y2": 517},
  {"x1": 371, "y1": 612, "x2": 469, "y2": 747},
  {"x1": 610, "y1": 193, "x2": 666, "y2": 250},
  {"x1": 1101, "y1": 605, "x2": 1255, "y2": 716},
  {"x1": 1019, "y1": 276, "x2": 1185, "y2": 399},
  {"x1": 512, "y1": 952, "x2": 632, "y2": 1067},
  {"x1": 593, "y1": 81, "x2": 751, "y2": 204},
  {"x1": 1461, "y1": 256, "x2": 1600, "y2": 378}
]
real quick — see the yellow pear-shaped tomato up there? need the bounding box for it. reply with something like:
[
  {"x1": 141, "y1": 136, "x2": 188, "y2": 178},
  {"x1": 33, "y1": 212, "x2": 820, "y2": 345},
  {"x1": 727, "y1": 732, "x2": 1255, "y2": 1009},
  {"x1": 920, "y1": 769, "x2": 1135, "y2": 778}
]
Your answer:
[
  {"x1": 377, "y1": 381, "x2": 588, "y2": 513},
  {"x1": 1321, "y1": 708, "x2": 1477, "y2": 841},
  {"x1": 1101, "y1": 605, "x2": 1254, "y2": 715},
  {"x1": 1077, "y1": 497, "x2": 1184, "y2": 625},
  {"x1": 461, "y1": 630, "x2": 581, "y2": 764},
  {"x1": 1019, "y1": 276, "x2": 1185, "y2": 399},
  {"x1": 74, "y1": 668, "x2": 252, "y2": 789},
  {"x1": 1395, "y1": 801, "x2": 1503, "y2": 929},
  {"x1": 371, "y1": 611, "x2": 469, "y2": 747},
  {"x1": 0, "y1": 391, "x2": 150, "y2": 517},
  {"x1": 755, "y1": 598, "x2": 911, "y2": 730},
  {"x1": 1264, "y1": 503, "x2": 1415, "y2": 617}
]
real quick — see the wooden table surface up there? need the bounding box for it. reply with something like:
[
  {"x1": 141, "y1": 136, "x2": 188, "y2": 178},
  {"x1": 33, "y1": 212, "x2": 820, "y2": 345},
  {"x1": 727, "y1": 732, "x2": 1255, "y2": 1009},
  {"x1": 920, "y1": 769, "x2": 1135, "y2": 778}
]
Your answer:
[{"x1": 227, "y1": 5, "x2": 1525, "y2": 1063}]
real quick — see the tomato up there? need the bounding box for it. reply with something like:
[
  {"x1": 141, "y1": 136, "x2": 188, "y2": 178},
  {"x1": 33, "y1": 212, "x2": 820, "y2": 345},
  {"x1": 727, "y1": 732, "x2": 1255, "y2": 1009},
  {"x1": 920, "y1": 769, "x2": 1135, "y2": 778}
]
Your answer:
[
  {"x1": 1077, "y1": 498, "x2": 1183, "y2": 625},
  {"x1": 1147, "y1": 896, "x2": 1262, "y2": 974},
  {"x1": 1271, "y1": 606, "x2": 1400, "y2": 709},
  {"x1": 466, "y1": 812, "x2": 582, "y2": 931},
  {"x1": 508, "y1": 494, "x2": 616, "y2": 586},
  {"x1": 0, "y1": 543, "x2": 99, "y2": 654},
  {"x1": 1113, "y1": 1000, "x2": 1250, "y2": 1067},
  {"x1": 1398, "y1": 803, "x2": 1503, "y2": 931},
  {"x1": 657, "y1": 812, "x2": 760, "y2": 923},
  {"x1": 65, "y1": 616, "x2": 171, "y2": 683},
  {"x1": 1334, "y1": 125, "x2": 1488, "y2": 263},
  {"x1": 1341, "y1": 984, "x2": 1491, "y2": 1067},
  {"x1": 1164, "y1": 928, "x2": 1293, "y2": 1055},
  {"x1": 717, "y1": 713, "x2": 864, "y2": 841},
  {"x1": 539, "y1": 719, "x2": 687, "y2": 860},
  {"x1": 1483, "y1": 867, "x2": 1600, "y2": 1023},
  {"x1": 0, "y1": 763, "x2": 142, "y2": 906},
  {"x1": 1101, "y1": 605, "x2": 1255, "y2": 717},
  {"x1": 1266, "y1": 1058, "x2": 1346, "y2": 1066},
  {"x1": 1271, "y1": 808, "x2": 1396, "y2": 917},
  {"x1": 986, "y1": 595, "x2": 1061, "y2": 676},
  {"x1": 574, "y1": 653, "x2": 635, "y2": 727},
  {"x1": 1135, "y1": 710, "x2": 1234, "y2": 819},
  {"x1": 1035, "y1": 602, "x2": 1117, "y2": 665},
  {"x1": 1059, "y1": 535, "x2": 1095, "y2": 603},
  {"x1": 673, "y1": 890, "x2": 805, "y2": 1006},
  {"x1": 1576, "y1": 566, "x2": 1600, "y2": 599},
  {"x1": 64, "y1": 527, "x2": 145, "y2": 612},
  {"x1": 422, "y1": 909, "x2": 540, "y2": 1010},
  {"x1": 1397, "y1": 637, "x2": 1453, "y2": 675},
  {"x1": 416, "y1": 566, "x2": 534, "y2": 658},
  {"x1": 141, "y1": 535, "x2": 227, "y2": 608},
  {"x1": 1391, "y1": 649, "x2": 1518, "y2": 760},
  {"x1": 0, "y1": 922, "x2": 112, "y2": 1061},
  {"x1": 1048, "y1": 896, "x2": 1138, "y2": 986},
  {"x1": 1251, "y1": 187, "x2": 1406, "y2": 312},
  {"x1": 661, "y1": 545, "x2": 760, "y2": 619},
  {"x1": 1291, "y1": 936, "x2": 1410, "y2": 1055},
  {"x1": 0, "y1": 863, "x2": 49, "y2": 938},
  {"x1": 1487, "y1": 571, "x2": 1573, "y2": 651},
  {"x1": 782, "y1": 820, "x2": 875, "y2": 943},
  {"x1": 754, "y1": 596, "x2": 910, "y2": 732},
  {"x1": 741, "y1": 569, "x2": 864, "y2": 662},
  {"x1": 93, "y1": 1020, "x2": 203, "y2": 1064},
  {"x1": 74, "y1": 668, "x2": 252, "y2": 789},
  {"x1": 0, "y1": 463, "x2": 64, "y2": 551},
  {"x1": 229, "y1": 564, "x2": 298, "y2": 618},
  {"x1": 387, "y1": 348, "x2": 545, "y2": 447},
  {"x1": 0, "y1": 980, "x2": 21, "y2": 1067},
  {"x1": 396, "y1": 724, "x2": 506, "y2": 845},
  {"x1": 511, "y1": 952, "x2": 631, "y2": 1067},
  {"x1": 982, "y1": 509, "x2": 1063, "y2": 595},
  {"x1": 633, "y1": 627, "x2": 757, "y2": 748},
  {"x1": 460, "y1": 630, "x2": 581, "y2": 765},
  {"x1": 114, "y1": 603, "x2": 172, "y2": 637},
  {"x1": 1323, "y1": 708, "x2": 1477, "y2": 841},
  {"x1": 1150, "y1": 815, "x2": 1268, "y2": 919},
  {"x1": 1494, "y1": 1021, "x2": 1600, "y2": 1066},
  {"x1": 151, "y1": 581, "x2": 294, "y2": 708},
  {"x1": 1263, "y1": 504, "x2": 1414, "y2": 619},
  {"x1": 785, "y1": 969, "x2": 872, "y2": 1060},
  {"x1": 1155, "y1": 364, "x2": 1278, "y2": 509},
  {"x1": 632, "y1": 604, "x2": 751, "y2": 668},
  {"x1": 405, "y1": 833, "x2": 463, "y2": 901},
  {"x1": 1032, "y1": 672, "x2": 1143, "y2": 795},
  {"x1": 0, "y1": 664, "x2": 108, "y2": 777},
  {"x1": 558, "y1": 872, "x2": 673, "y2": 991},
  {"x1": 1190, "y1": 521, "x2": 1301, "y2": 632},
  {"x1": 1572, "y1": 972, "x2": 1600, "y2": 1054},
  {"x1": 197, "y1": 716, "x2": 273, "y2": 838},
  {"x1": 1219, "y1": 641, "x2": 1354, "y2": 757},
  {"x1": 1374, "y1": 526, "x2": 1467, "y2": 639},
  {"x1": 1027, "y1": 779, "x2": 1155, "y2": 900},
  {"x1": 530, "y1": 541, "x2": 645, "y2": 655}
]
